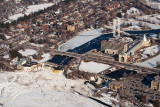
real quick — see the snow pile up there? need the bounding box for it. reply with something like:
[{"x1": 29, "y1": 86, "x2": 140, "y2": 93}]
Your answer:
[
  {"x1": 38, "y1": 53, "x2": 51, "y2": 63},
  {"x1": 59, "y1": 28, "x2": 104, "y2": 52},
  {"x1": 0, "y1": 70, "x2": 114, "y2": 107},
  {"x1": 79, "y1": 61, "x2": 111, "y2": 73},
  {"x1": 18, "y1": 49, "x2": 37, "y2": 56},
  {"x1": 143, "y1": 45, "x2": 160, "y2": 56}
]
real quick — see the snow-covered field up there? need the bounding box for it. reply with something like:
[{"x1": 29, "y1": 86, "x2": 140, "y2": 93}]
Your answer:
[
  {"x1": 18, "y1": 49, "x2": 37, "y2": 56},
  {"x1": 140, "y1": 45, "x2": 160, "y2": 59},
  {"x1": 7, "y1": 3, "x2": 54, "y2": 23},
  {"x1": 0, "y1": 70, "x2": 116, "y2": 107},
  {"x1": 143, "y1": 45, "x2": 160, "y2": 56},
  {"x1": 25, "y1": 3, "x2": 54, "y2": 15},
  {"x1": 59, "y1": 28, "x2": 104, "y2": 52},
  {"x1": 79, "y1": 61, "x2": 111, "y2": 73},
  {"x1": 135, "y1": 54, "x2": 160, "y2": 68}
]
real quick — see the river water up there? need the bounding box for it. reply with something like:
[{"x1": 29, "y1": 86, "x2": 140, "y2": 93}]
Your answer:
[{"x1": 49, "y1": 29, "x2": 160, "y2": 65}]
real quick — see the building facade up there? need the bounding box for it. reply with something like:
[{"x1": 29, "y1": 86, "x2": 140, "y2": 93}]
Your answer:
[{"x1": 151, "y1": 76, "x2": 160, "y2": 91}]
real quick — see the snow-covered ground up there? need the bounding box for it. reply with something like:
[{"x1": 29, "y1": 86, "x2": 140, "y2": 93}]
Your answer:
[
  {"x1": 140, "y1": 45, "x2": 160, "y2": 59},
  {"x1": 135, "y1": 45, "x2": 160, "y2": 68},
  {"x1": 137, "y1": 14, "x2": 160, "y2": 25},
  {"x1": 0, "y1": 70, "x2": 116, "y2": 107},
  {"x1": 122, "y1": 25, "x2": 142, "y2": 31},
  {"x1": 7, "y1": 3, "x2": 54, "y2": 23},
  {"x1": 3, "y1": 54, "x2": 9, "y2": 59},
  {"x1": 143, "y1": 45, "x2": 160, "y2": 56},
  {"x1": 18, "y1": 49, "x2": 37, "y2": 56},
  {"x1": 30, "y1": 43, "x2": 44, "y2": 47},
  {"x1": 79, "y1": 60, "x2": 111, "y2": 73},
  {"x1": 38, "y1": 53, "x2": 51, "y2": 63},
  {"x1": 135, "y1": 54, "x2": 160, "y2": 68},
  {"x1": 121, "y1": 18, "x2": 160, "y2": 30},
  {"x1": 25, "y1": 3, "x2": 54, "y2": 15},
  {"x1": 8, "y1": 13, "x2": 24, "y2": 22},
  {"x1": 59, "y1": 28, "x2": 104, "y2": 52},
  {"x1": 144, "y1": 0, "x2": 160, "y2": 10}
]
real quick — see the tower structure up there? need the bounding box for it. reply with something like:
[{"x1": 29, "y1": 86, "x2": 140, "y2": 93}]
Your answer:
[{"x1": 113, "y1": 18, "x2": 121, "y2": 37}]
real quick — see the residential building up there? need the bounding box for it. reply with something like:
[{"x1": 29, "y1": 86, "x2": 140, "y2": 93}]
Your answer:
[
  {"x1": 109, "y1": 81, "x2": 123, "y2": 91},
  {"x1": 67, "y1": 25, "x2": 75, "y2": 32},
  {"x1": 151, "y1": 76, "x2": 160, "y2": 91}
]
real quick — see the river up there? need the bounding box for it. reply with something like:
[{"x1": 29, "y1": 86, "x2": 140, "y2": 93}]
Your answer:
[{"x1": 49, "y1": 29, "x2": 160, "y2": 65}]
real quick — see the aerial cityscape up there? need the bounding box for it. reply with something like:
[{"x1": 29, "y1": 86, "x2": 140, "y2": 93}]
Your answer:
[{"x1": 0, "y1": 0, "x2": 160, "y2": 106}]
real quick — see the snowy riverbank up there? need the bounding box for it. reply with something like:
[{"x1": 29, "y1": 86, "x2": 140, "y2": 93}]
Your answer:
[{"x1": 58, "y1": 28, "x2": 104, "y2": 52}]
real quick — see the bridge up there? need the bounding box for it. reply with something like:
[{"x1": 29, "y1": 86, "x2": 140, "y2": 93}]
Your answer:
[
  {"x1": 50, "y1": 50, "x2": 160, "y2": 73},
  {"x1": 85, "y1": 55, "x2": 160, "y2": 73},
  {"x1": 52, "y1": 50, "x2": 84, "y2": 58}
]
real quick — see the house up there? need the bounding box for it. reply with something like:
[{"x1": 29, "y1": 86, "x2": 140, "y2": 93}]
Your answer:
[
  {"x1": 109, "y1": 81, "x2": 123, "y2": 91},
  {"x1": 17, "y1": 61, "x2": 44, "y2": 72},
  {"x1": 151, "y1": 76, "x2": 160, "y2": 91},
  {"x1": 67, "y1": 25, "x2": 75, "y2": 32}
]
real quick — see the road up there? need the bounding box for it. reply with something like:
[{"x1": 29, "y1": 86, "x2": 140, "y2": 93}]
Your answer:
[{"x1": 52, "y1": 50, "x2": 160, "y2": 73}]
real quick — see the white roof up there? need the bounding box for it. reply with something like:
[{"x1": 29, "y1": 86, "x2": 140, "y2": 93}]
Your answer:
[{"x1": 142, "y1": 34, "x2": 148, "y2": 42}]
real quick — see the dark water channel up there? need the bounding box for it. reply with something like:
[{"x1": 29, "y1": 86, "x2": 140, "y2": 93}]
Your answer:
[{"x1": 49, "y1": 29, "x2": 160, "y2": 65}]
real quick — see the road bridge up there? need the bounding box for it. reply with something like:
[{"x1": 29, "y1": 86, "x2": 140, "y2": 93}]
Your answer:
[
  {"x1": 86, "y1": 55, "x2": 160, "y2": 73},
  {"x1": 51, "y1": 50, "x2": 160, "y2": 73},
  {"x1": 52, "y1": 51, "x2": 84, "y2": 58}
]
